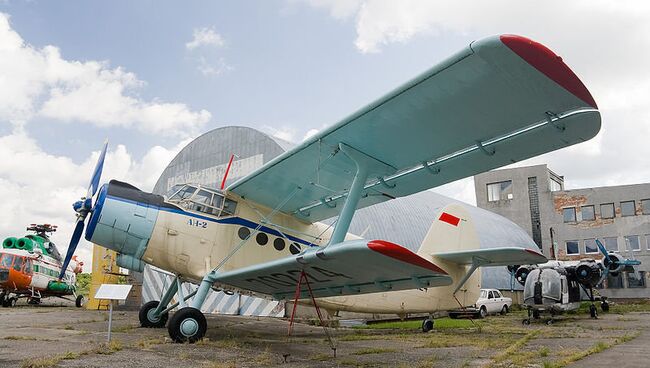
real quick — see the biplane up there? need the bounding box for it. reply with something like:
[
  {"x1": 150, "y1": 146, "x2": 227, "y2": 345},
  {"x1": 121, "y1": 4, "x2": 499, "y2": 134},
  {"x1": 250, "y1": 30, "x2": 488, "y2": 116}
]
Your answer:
[{"x1": 59, "y1": 35, "x2": 600, "y2": 342}]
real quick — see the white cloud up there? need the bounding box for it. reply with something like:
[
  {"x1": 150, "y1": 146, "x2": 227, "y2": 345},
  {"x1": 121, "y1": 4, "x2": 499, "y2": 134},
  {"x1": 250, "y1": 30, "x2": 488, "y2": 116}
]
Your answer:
[
  {"x1": 186, "y1": 27, "x2": 225, "y2": 50},
  {"x1": 0, "y1": 127, "x2": 191, "y2": 268},
  {"x1": 0, "y1": 13, "x2": 211, "y2": 137},
  {"x1": 196, "y1": 56, "x2": 233, "y2": 77}
]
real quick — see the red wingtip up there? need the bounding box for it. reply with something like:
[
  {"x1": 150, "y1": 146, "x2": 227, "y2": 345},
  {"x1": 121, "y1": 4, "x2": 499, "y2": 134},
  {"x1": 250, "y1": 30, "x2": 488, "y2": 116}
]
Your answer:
[
  {"x1": 525, "y1": 248, "x2": 545, "y2": 258},
  {"x1": 368, "y1": 240, "x2": 448, "y2": 275},
  {"x1": 500, "y1": 34, "x2": 597, "y2": 109}
]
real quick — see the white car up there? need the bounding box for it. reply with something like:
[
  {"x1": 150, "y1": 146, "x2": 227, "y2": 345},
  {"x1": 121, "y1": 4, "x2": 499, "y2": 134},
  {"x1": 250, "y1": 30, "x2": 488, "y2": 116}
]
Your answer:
[{"x1": 475, "y1": 289, "x2": 512, "y2": 318}]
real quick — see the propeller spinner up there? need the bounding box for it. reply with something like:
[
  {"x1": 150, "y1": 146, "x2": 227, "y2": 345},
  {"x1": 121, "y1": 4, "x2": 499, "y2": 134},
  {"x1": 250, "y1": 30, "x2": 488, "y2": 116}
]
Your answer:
[{"x1": 58, "y1": 141, "x2": 108, "y2": 280}]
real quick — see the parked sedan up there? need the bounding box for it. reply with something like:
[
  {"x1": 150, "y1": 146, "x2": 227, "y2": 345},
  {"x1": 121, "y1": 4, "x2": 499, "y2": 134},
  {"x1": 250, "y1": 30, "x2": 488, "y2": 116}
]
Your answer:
[{"x1": 475, "y1": 289, "x2": 512, "y2": 318}]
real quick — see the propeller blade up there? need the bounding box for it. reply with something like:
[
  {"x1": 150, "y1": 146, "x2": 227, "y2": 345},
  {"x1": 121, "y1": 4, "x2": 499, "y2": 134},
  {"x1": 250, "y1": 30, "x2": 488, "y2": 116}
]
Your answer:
[
  {"x1": 58, "y1": 218, "x2": 85, "y2": 280},
  {"x1": 595, "y1": 239, "x2": 611, "y2": 262},
  {"x1": 86, "y1": 140, "x2": 108, "y2": 199}
]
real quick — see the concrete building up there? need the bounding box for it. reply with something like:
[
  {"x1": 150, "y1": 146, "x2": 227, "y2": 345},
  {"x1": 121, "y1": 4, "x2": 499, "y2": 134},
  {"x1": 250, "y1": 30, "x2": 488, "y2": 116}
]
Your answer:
[{"x1": 475, "y1": 164, "x2": 650, "y2": 298}]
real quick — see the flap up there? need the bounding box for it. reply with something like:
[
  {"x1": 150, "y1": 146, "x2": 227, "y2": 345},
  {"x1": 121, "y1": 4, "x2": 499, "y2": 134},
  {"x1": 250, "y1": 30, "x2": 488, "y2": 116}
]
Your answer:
[{"x1": 434, "y1": 247, "x2": 547, "y2": 266}]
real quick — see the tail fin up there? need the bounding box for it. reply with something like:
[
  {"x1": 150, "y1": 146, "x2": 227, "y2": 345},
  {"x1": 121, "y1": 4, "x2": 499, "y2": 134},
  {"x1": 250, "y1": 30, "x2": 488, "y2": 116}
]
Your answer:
[{"x1": 417, "y1": 203, "x2": 480, "y2": 258}]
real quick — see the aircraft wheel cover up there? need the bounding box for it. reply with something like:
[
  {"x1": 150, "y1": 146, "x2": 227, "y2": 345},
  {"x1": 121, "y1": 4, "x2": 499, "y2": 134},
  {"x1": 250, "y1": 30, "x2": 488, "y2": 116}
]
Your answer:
[
  {"x1": 139, "y1": 301, "x2": 168, "y2": 328},
  {"x1": 168, "y1": 307, "x2": 206, "y2": 343}
]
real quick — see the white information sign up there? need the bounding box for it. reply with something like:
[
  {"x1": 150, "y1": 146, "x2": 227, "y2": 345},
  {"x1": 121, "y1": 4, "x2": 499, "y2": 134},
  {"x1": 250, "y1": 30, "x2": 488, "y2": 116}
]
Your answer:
[{"x1": 94, "y1": 284, "x2": 133, "y2": 300}]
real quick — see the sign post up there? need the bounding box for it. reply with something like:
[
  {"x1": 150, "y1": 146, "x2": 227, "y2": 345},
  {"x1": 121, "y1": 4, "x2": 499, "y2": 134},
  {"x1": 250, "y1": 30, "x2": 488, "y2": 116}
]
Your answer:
[{"x1": 94, "y1": 284, "x2": 133, "y2": 342}]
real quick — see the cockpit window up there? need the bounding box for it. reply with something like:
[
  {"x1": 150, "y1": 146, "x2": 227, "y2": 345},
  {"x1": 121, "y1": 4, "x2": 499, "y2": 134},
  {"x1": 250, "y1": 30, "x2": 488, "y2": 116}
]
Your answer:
[
  {"x1": 192, "y1": 190, "x2": 213, "y2": 205},
  {"x1": 524, "y1": 269, "x2": 561, "y2": 303},
  {"x1": 13, "y1": 256, "x2": 23, "y2": 272},
  {"x1": 165, "y1": 184, "x2": 184, "y2": 198},
  {"x1": 170, "y1": 186, "x2": 197, "y2": 201},
  {"x1": 0, "y1": 254, "x2": 13, "y2": 268},
  {"x1": 166, "y1": 184, "x2": 237, "y2": 217}
]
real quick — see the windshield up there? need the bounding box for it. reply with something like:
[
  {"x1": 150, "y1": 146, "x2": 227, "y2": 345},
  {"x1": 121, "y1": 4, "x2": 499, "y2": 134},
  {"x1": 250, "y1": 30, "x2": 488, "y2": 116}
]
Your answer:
[
  {"x1": 524, "y1": 268, "x2": 562, "y2": 303},
  {"x1": 167, "y1": 184, "x2": 237, "y2": 217},
  {"x1": 0, "y1": 253, "x2": 13, "y2": 268}
]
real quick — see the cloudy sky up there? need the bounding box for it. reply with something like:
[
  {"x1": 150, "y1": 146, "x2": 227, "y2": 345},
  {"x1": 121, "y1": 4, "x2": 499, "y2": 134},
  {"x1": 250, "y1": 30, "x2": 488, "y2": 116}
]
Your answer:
[{"x1": 1, "y1": 0, "x2": 649, "y2": 266}]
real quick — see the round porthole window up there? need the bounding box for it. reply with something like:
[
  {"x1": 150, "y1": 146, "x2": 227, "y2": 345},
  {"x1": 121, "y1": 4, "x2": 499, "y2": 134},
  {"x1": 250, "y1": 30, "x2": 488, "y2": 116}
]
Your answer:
[
  {"x1": 273, "y1": 238, "x2": 285, "y2": 251},
  {"x1": 238, "y1": 227, "x2": 250, "y2": 240},
  {"x1": 256, "y1": 233, "x2": 268, "y2": 245},
  {"x1": 289, "y1": 242, "x2": 301, "y2": 255}
]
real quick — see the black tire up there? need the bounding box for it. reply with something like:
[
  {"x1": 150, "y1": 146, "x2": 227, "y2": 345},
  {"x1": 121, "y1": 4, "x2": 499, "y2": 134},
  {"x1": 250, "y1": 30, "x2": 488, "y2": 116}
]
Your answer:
[
  {"x1": 522, "y1": 319, "x2": 530, "y2": 325},
  {"x1": 168, "y1": 307, "x2": 207, "y2": 343},
  {"x1": 1, "y1": 296, "x2": 9, "y2": 308},
  {"x1": 546, "y1": 319, "x2": 554, "y2": 325},
  {"x1": 139, "y1": 301, "x2": 169, "y2": 328},
  {"x1": 75, "y1": 295, "x2": 84, "y2": 308},
  {"x1": 601, "y1": 301, "x2": 609, "y2": 312},
  {"x1": 421, "y1": 319, "x2": 434, "y2": 333},
  {"x1": 479, "y1": 306, "x2": 487, "y2": 319},
  {"x1": 500, "y1": 305, "x2": 509, "y2": 315},
  {"x1": 9, "y1": 297, "x2": 17, "y2": 307},
  {"x1": 589, "y1": 304, "x2": 598, "y2": 319}
]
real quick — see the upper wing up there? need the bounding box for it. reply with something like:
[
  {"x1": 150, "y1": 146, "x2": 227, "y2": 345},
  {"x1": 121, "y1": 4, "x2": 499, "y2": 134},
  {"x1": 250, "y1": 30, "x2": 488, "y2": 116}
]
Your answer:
[
  {"x1": 228, "y1": 35, "x2": 600, "y2": 222},
  {"x1": 213, "y1": 239, "x2": 452, "y2": 300},
  {"x1": 433, "y1": 247, "x2": 547, "y2": 267}
]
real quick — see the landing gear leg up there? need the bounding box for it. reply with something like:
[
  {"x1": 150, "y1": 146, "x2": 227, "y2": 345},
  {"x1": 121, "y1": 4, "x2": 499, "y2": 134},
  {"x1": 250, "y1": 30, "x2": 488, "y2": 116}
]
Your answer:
[
  {"x1": 600, "y1": 297, "x2": 609, "y2": 312},
  {"x1": 589, "y1": 304, "x2": 598, "y2": 319},
  {"x1": 166, "y1": 273, "x2": 214, "y2": 343},
  {"x1": 140, "y1": 276, "x2": 179, "y2": 328},
  {"x1": 421, "y1": 314, "x2": 434, "y2": 333},
  {"x1": 522, "y1": 309, "x2": 531, "y2": 325}
]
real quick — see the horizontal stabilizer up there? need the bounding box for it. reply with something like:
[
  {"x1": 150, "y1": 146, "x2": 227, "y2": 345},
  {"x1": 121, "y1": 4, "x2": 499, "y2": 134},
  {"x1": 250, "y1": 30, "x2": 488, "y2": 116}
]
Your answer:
[
  {"x1": 433, "y1": 247, "x2": 546, "y2": 266},
  {"x1": 213, "y1": 239, "x2": 452, "y2": 300}
]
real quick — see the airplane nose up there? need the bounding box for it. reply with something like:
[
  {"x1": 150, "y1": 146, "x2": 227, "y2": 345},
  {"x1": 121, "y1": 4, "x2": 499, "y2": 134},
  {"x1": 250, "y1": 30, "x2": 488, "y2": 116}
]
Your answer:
[{"x1": 85, "y1": 181, "x2": 160, "y2": 272}]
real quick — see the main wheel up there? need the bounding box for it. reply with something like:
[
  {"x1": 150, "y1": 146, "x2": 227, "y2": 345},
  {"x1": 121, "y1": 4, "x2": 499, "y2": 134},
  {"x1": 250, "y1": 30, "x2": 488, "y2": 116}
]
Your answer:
[
  {"x1": 168, "y1": 307, "x2": 207, "y2": 343},
  {"x1": 500, "y1": 305, "x2": 509, "y2": 315},
  {"x1": 9, "y1": 297, "x2": 17, "y2": 307},
  {"x1": 75, "y1": 295, "x2": 84, "y2": 308},
  {"x1": 139, "y1": 301, "x2": 169, "y2": 328},
  {"x1": 601, "y1": 301, "x2": 609, "y2": 312},
  {"x1": 1, "y1": 295, "x2": 9, "y2": 307},
  {"x1": 479, "y1": 306, "x2": 488, "y2": 319},
  {"x1": 589, "y1": 304, "x2": 598, "y2": 319},
  {"x1": 522, "y1": 319, "x2": 530, "y2": 325},
  {"x1": 421, "y1": 318, "x2": 434, "y2": 333}
]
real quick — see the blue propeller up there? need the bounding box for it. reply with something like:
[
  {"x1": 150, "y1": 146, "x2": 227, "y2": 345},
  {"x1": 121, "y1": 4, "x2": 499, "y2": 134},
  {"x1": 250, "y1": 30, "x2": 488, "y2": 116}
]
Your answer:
[
  {"x1": 594, "y1": 238, "x2": 640, "y2": 286},
  {"x1": 58, "y1": 141, "x2": 108, "y2": 280}
]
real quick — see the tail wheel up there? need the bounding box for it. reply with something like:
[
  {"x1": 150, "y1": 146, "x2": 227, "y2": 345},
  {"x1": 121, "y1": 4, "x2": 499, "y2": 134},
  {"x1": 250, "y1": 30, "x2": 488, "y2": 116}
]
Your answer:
[
  {"x1": 500, "y1": 305, "x2": 509, "y2": 315},
  {"x1": 75, "y1": 295, "x2": 85, "y2": 308},
  {"x1": 168, "y1": 307, "x2": 207, "y2": 343},
  {"x1": 421, "y1": 318, "x2": 434, "y2": 333},
  {"x1": 139, "y1": 301, "x2": 169, "y2": 328},
  {"x1": 479, "y1": 306, "x2": 487, "y2": 319}
]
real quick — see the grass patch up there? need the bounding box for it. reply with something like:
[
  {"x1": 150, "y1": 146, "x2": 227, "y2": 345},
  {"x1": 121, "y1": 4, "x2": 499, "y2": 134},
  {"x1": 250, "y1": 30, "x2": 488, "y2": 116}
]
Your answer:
[
  {"x1": 353, "y1": 347, "x2": 397, "y2": 355},
  {"x1": 540, "y1": 332, "x2": 640, "y2": 368},
  {"x1": 492, "y1": 330, "x2": 540, "y2": 363},
  {"x1": 4, "y1": 335, "x2": 55, "y2": 341},
  {"x1": 135, "y1": 337, "x2": 165, "y2": 349},
  {"x1": 112, "y1": 324, "x2": 138, "y2": 333},
  {"x1": 358, "y1": 317, "x2": 476, "y2": 330},
  {"x1": 539, "y1": 346, "x2": 550, "y2": 357},
  {"x1": 21, "y1": 356, "x2": 62, "y2": 368},
  {"x1": 94, "y1": 339, "x2": 123, "y2": 355}
]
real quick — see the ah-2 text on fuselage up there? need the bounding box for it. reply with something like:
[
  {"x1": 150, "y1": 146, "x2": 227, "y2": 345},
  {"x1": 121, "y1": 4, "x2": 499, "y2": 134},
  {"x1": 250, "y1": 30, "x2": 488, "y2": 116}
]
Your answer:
[{"x1": 59, "y1": 35, "x2": 601, "y2": 342}]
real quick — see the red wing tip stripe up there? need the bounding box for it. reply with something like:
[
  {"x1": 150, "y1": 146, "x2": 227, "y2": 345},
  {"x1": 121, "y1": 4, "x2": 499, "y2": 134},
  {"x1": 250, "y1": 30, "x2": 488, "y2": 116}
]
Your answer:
[
  {"x1": 499, "y1": 34, "x2": 598, "y2": 109},
  {"x1": 367, "y1": 240, "x2": 448, "y2": 275},
  {"x1": 439, "y1": 212, "x2": 461, "y2": 226},
  {"x1": 525, "y1": 248, "x2": 545, "y2": 258}
]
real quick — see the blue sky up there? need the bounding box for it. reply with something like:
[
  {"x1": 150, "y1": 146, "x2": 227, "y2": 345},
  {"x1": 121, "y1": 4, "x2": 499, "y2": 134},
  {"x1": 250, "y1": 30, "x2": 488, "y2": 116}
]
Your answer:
[{"x1": 1, "y1": 0, "x2": 650, "y2": 265}]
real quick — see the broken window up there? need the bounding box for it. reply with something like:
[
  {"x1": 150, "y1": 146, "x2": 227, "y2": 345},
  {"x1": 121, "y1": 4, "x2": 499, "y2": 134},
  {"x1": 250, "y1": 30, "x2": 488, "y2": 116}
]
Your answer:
[{"x1": 487, "y1": 181, "x2": 513, "y2": 202}]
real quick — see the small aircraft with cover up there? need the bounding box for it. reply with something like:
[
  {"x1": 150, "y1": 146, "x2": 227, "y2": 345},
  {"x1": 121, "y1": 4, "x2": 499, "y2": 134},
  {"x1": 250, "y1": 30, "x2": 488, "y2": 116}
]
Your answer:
[
  {"x1": 1, "y1": 224, "x2": 84, "y2": 307},
  {"x1": 59, "y1": 34, "x2": 601, "y2": 342},
  {"x1": 510, "y1": 239, "x2": 641, "y2": 324}
]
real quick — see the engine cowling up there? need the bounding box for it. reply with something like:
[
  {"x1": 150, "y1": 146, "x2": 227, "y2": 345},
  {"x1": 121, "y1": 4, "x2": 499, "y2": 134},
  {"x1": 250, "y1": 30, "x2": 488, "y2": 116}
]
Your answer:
[
  {"x1": 574, "y1": 260, "x2": 602, "y2": 286},
  {"x1": 515, "y1": 266, "x2": 534, "y2": 286},
  {"x1": 603, "y1": 253, "x2": 623, "y2": 274}
]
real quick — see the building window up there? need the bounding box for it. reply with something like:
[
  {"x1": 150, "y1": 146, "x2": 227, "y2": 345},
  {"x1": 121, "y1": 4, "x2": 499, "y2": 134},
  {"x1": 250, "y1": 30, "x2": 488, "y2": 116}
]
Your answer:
[
  {"x1": 627, "y1": 271, "x2": 646, "y2": 288},
  {"x1": 563, "y1": 207, "x2": 576, "y2": 223},
  {"x1": 549, "y1": 178, "x2": 562, "y2": 192},
  {"x1": 584, "y1": 239, "x2": 598, "y2": 254},
  {"x1": 621, "y1": 201, "x2": 636, "y2": 217},
  {"x1": 646, "y1": 234, "x2": 650, "y2": 250},
  {"x1": 581, "y1": 205, "x2": 595, "y2": 221},
  {"x1": 487, "y1": 181, "x2": 513, "y2": 202},
  {"x1": 642, "y1": 199, "x2": 650, "y2": 215},
  {"x1": 566, "y1": 240, "x2": 580, "y2": 255},
  {"x1": 603, "y1": 237, "x2": 618, "y2": 252},
  {"x1": 600, "y1": 203, "x2": 615, "y2": 219},
  {"x1": 625, "y1": 235, "x2": 641, "y2": 251},
  {"x1": 607, "y1": 273, "x2": 624, "y2": 288}
]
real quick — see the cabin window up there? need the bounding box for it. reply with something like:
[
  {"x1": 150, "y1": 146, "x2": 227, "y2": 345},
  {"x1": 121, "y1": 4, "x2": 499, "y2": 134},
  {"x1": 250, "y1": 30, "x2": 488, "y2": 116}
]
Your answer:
[
  {"x1": 584, "y1": 239, "x2": 598, "y2": 254},
  {"x1": 581, "y1": 205, "x2": 595, "y2": 221},
  {"x1": 621, "y1": 201, "x2": 636, "y2": 217},
  {"x1": 563, "y1": 207, "x2": 576, "y2": 223},
  {"x1": 600, "y1": 203, "x2": 615, "y2": 219},
  {"x1": 0, "y1": 254, "x2": 13, "y2": 268},
  {"x1": 24, "y1": 259, "x2": 32, "y2": 274},
  {"x1": 625, "y1": 235, "x2": 641, "y2": 251},
  {"x1": 487, "y1": 181, "x2": 513, "y2": 202},
  {"x1": 627, "y1": 271, "x2": 646, "y2": 288},
  {"x1": 13, "y1": 256, "x2": 23, "y2": 272}
]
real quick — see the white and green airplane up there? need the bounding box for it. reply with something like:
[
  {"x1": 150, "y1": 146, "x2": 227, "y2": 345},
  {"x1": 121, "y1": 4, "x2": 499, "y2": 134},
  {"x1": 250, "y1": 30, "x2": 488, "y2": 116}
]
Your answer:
[{"x1": 60, "y1": 34, "x2": 600, "y2": 342}]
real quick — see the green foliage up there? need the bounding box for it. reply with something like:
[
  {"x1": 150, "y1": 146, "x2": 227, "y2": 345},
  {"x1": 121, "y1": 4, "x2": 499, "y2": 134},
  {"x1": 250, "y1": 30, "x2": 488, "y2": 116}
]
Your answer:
[{"x1": 75, "y1": 273, "x2": 91, "y2": 296}]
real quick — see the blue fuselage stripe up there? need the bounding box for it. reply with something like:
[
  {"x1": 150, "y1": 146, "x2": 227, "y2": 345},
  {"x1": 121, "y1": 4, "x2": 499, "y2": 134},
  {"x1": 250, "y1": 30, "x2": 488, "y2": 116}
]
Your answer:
[{"x1": 105, "y1": 195, "x2": 317, "y2": 247}]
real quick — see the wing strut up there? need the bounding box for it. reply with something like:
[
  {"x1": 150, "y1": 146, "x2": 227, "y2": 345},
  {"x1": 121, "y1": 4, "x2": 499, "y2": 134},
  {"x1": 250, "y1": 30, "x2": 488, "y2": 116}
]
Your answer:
[{"x1": 328, "y1": 143, "x2": 395, "y2": 245}]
